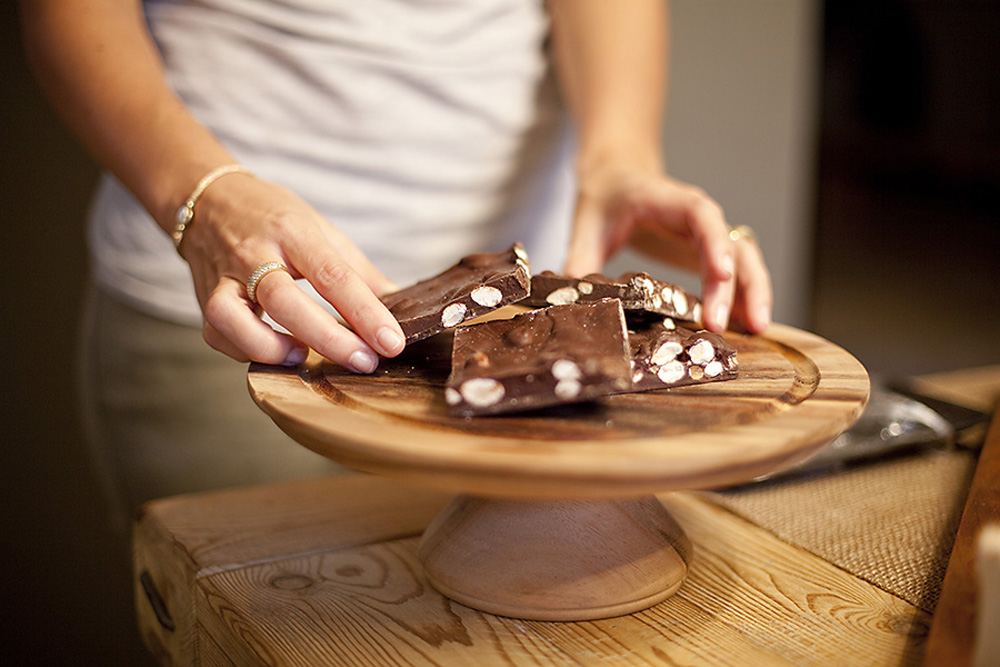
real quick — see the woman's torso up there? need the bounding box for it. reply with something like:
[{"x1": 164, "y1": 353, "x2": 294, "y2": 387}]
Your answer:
[{"x1": 90, "y1": 0, "x2": 573, "y2": 324}]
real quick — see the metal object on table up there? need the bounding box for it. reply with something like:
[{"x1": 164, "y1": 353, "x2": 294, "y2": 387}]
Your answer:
[{"x1": 743, "y1": 382, "x2": 990, "y2": 485}]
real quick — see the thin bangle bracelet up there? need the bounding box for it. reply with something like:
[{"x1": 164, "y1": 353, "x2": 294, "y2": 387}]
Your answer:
[{"x1": 172, "y1": 164, "x2": 254, "y2": 249}]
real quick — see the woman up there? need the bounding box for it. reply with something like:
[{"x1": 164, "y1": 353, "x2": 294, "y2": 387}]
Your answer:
[{"x1": 21, "y1": 0, "x2": 772, "y2": 530}]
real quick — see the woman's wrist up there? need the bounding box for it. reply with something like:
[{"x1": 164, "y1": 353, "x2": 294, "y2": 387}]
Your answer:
[
  {"x1": 569, "y1": 129, "x2": 666, "y2": 191},
  {"x1": 574, "y1": 144, "x2": 664, "y2": 194},
  {"x1": 142, "y1": 129, "x2": 239, "y2": 234},
  {"x1": 171, "y1": 164, "x2": 255, "y2": 251}
]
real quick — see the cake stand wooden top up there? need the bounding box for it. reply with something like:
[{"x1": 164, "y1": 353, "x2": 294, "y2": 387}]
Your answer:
[{"x1": 248, "y1": 322, "x2": 869, "y2": 498}]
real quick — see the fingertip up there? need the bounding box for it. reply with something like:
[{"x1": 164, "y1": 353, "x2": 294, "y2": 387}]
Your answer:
[
  {"x1": 713, "y1": 301, "x2": 731, "y2": 332},
  {"x1": 700, "y1": 276, "x2": 735, "y2": 333},
  {"x1": 347, "y1": 348, "x2": 379, "y2": 374},
  {"x1": 749, "y1": 304, "x2": 772, "y2": 334},
  {"x1": 701, "y1": 304, "x2": 726, "y2": 332},
  {"x1": 375, "y1": 325, "x2": 406, "y2": 357},
  {"x1": 283, "y1": 345, "x2": 309, "y2": 366}
]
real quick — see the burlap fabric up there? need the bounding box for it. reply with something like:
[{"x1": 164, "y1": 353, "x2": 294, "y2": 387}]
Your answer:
[{"x1": 705, "y1": 449, "x2": 978, "y2": 613}]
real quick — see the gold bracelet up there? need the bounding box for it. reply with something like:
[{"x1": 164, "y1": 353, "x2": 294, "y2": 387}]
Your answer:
[{"x1": 172, "y1": 164, "x2": 253, "y2": 248}]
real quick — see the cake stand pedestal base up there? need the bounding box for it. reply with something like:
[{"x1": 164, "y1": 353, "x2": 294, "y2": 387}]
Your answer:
[{"x1": 418, "y1": 494, "x2": 691, "y2": 621}]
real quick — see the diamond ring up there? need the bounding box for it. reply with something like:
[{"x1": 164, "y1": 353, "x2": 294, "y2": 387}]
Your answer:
[{"x1": 246, "y1": 261, "x2": 291, "y2": 304}]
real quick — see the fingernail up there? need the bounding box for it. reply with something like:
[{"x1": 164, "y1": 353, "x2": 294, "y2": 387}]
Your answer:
[
  {"x1": 348, "y1": 349, "x2": 378, "y2": 374},
  {"x1": 714, "y1": 302, "x2": 730, "y2": 330},
  {"x1": 755, "y1": 305, "x2": 772, "y2": 332},
  {"x1": 376, "y1": 325, "x2": 405, "y2": 356},
  {"x1": 283, "y1": 346, "x2": 309, "y2": 366}
]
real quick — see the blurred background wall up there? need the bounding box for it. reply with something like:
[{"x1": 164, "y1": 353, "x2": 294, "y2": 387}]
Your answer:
[{"x1": 3, "y1": 1, "x2": 998, "y2": 664}]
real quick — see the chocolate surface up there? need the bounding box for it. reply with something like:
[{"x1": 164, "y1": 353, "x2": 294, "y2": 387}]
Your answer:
[
  {"x1": 627, "y1": 318, "x2": 738, "y2": 392},
  {"x1": 380, "y1": 243, "x2": 531, "y2": 344},
  {"x1": 525, "y1": 271, "x2": 702, "y2": 323},
  {"x1": 446, "y1": 299, "x2": 632, "y2": 417}
]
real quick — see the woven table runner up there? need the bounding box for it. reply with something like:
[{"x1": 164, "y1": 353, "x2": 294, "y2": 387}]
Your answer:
[{"x1": 705, "y1": 449, "x2": 978, "y2": 612}]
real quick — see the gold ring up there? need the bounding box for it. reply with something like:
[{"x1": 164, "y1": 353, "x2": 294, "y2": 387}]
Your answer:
[
  {"x1": 728, "y1": 225, "x2": 756, "y2": 243},
  {"x1": 246, "y1": 261, "x2": 290, "y2": 303}
]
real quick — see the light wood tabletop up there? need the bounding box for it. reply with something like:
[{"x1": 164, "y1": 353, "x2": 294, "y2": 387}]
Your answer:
[
  {"x1": 135, "y1": 474, "x2": 930, "y2": 666},
  {"x1": 133, "y1": 360, "x2": 999, "y2": 665}
]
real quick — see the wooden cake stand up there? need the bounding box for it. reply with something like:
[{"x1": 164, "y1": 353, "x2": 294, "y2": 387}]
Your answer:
[{"x1": 248, "y1": 322, "x2": 869, "y2": 621}]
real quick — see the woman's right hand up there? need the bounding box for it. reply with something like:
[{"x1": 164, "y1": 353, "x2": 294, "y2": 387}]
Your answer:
[{"x1": 180, "y1": 172, "x2": 406, "y2": 371}]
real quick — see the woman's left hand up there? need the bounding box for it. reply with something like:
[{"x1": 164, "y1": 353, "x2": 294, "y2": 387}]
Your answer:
[{"x1": 563, "y1": 161, "x2": 772, "y2": 334}]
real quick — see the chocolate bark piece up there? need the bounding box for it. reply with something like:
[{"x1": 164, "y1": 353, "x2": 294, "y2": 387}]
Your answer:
[
  {"x1": 627, "y1": 317, "x2": 739, "y2": 392},
  {"x1": 525, "y1": 270, "x2": 703, "y2": 323},
  {"x1": 446, "y1": 298, "x2": 632, "y2": 417},
  {"x1": 380, "y1": 243, "x2": 531, "y2": 344}
]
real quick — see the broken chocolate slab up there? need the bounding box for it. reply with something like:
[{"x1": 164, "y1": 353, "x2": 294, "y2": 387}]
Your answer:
[
  {"x1": 627, "y1": 318, "x2": 738, "y2": 392},
  {"x1": 446, "y1": 298, "x2": 632, "y2": 417},
  {"x1": 380, "y1": 243, "x2": 531, "y2": 344},
  {"x1": 524, "y1": 271, "x2": 702, "y2": 323}
]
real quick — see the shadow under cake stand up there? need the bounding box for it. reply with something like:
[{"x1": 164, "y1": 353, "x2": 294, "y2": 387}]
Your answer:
[{"x1": 248, "y1": 323, "x2": 869, "y2": 621}]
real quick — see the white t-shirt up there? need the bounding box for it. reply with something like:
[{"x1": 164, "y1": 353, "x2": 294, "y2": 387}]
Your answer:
[{"x1": 88, "y1": 0, "x2": 575, "y2": 326}]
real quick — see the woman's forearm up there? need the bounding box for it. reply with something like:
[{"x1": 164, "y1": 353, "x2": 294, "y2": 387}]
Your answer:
[
  {"x1": 548, "y1": 0, "x2": 669, "y2": 174},
  {"x1": 20, "y1": 0, "x2": 235, "y2": 232}
]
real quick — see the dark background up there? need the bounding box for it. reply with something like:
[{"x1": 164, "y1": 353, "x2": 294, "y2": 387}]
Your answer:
[
  {"x1": 811, "y1": 2, "x2": 1000, "y2": 378},
  {"x1": 3, "y1": 2, "x2": 998, "y2": 664}
]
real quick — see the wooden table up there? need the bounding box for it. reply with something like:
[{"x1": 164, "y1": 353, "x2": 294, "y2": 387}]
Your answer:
[
  {"x1": 133, "y1": 357, "x2": 999, "y2": 665},
  {"x1": 134, "y1": 474, "x2": 936, "y2": 666}
]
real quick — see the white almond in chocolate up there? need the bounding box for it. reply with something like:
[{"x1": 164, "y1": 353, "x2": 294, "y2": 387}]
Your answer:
[
  {"x1": 672, "y1": 290, "x2": 689, "y2": 316},
  {"x1": 460, "y1": 378, "x2": 505, "y2": 407},
  {"x1": 546, "y1": 286, "x2": 580, "y2": 306},
  {"x1": 551, "y1": 359, "x2": 582, "y2": 381},
  {"x1": 651, "y1": 341, "x2": 683, "y2": 366},
  {"x1": 657, "y1": 360, "x2": 687, "y2": 384},
  {"x1": 554, "y1": 379, "x2": 582, "y2": 399},
  {"x1": 441, "y1": 302, "x2": 467, "y2": 328},
  {"x1": 470, "y1": 285, "x2": 503, "y2": 307},
  {"x1": 636, "y1": 275, "x2": 655, "y2": 297},
  {"x1": 688, "y1": 339, "x2": 715, "y2": 365},
  {"x1": 513, "y1": 244, "x2": 530, "y2": 265}
]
